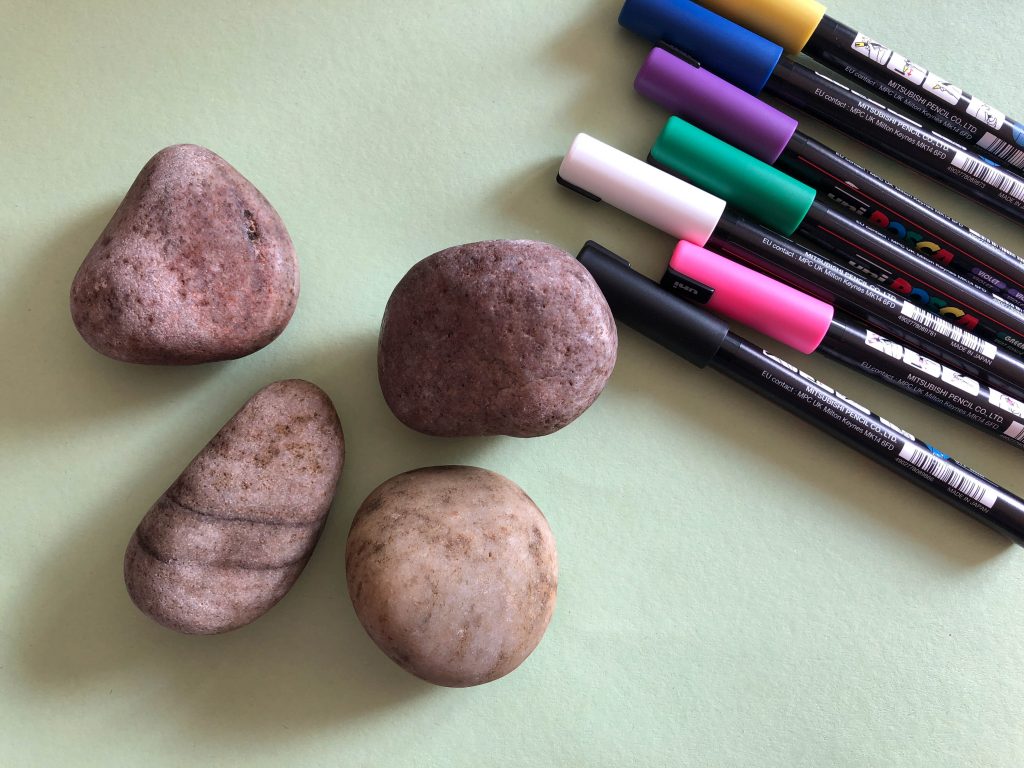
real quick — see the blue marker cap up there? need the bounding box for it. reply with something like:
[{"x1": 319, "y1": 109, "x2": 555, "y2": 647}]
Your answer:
[{"x1": 618, "y1": 0, "x2": 783, "y2": 95}]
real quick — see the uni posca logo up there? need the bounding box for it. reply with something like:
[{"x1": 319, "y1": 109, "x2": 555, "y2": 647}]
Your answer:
[
  {"x1": 866, "y1": 210, "x2": 956, "y2": 267},
  {"x1": 887, "y1": 277, "x2": 982, "y2": 332}
]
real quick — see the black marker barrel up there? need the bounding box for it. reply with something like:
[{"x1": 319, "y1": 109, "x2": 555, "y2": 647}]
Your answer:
[
  {"x1": 777, "y1": 132, "x2": 1024, "y2": 309},
  {"x1": 804, "y1": 14, "x2": 1024, "y2": 173},
  {"x1": 766, "y1": 59, "x2": 1024, "y2": 226},
  {"x1": 579, "y1": 241, "x2": 1024, "y2": 547},
  {"x1": 661, "y1": 241, "x2": 1024, "y2": 449}
]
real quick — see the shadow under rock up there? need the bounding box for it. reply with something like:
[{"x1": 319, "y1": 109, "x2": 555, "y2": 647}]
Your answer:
[
  {"x1": 299, "y1": 330, "x2": 510, "y2": 526},
  {"x1": 0, "y1": 201, "x2": 225, "y2": 438},
  {"x1": 15, "y1": 328, "x2": 506, "y2": 740},
  {"x1": 14, "y1": 348, "x2": 435, "y2": 740},
  {"x1": 16, "y1": 299, "x2": 562, "y2": 740}
]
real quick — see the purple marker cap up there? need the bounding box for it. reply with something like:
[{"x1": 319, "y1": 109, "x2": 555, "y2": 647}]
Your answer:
[{"x1": 635, "y1": 47, "x2": 798, "y2": 164}]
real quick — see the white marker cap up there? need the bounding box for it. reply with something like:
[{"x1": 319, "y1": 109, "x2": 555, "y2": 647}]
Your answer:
[{"x1": 557, "y1": 133, "x2": 725, "y2": 246}]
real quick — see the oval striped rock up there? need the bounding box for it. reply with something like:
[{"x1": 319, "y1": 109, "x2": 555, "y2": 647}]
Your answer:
[
  {"x1": 346, "y1": 466, "x2": 558, "y2": 687},
  {"x1": 70, "y1": 144, "x2": 299, "y2": 364},
  {"x1": 124, "y1": 379, "x2": 344, "y2": 634}
]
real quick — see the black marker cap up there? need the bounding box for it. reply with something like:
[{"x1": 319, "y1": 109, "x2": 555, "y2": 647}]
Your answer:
[{"x1": 578, "y1": 241, "x2": 730, "y2": 368}]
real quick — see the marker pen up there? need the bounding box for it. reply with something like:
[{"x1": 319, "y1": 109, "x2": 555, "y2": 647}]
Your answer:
[
  {"x1": 648, "y1": 115, "x2": 1024, "y2": 358},
  {"x1": 617, "y1": 0, "x2": 1024, "y2": 226},
  {"x1": 557, "y1": 133, "x2": 1024, "y2": 402},
  {"x1": 686, "y1": 0, "x2": 1024, "y2": 174},
  {"x1": 578, "y1": 240, "x2": 1024, "y2": 546},
  {"x1": 660, "y1": 239, "x2": 1024, "y2": 448},
  {"x1": 635, "y1": 46, "x2": 1024, "y2": 309}
]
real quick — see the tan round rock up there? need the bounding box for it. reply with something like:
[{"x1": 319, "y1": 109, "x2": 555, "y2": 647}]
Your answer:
[
  {"x1": 71, "y1": 144, "x2": 299, "y2": 364},
  {"x1": 124, "y1": 379, "x2": 344, "y2": 634},
  {"x1": 377, "y1": 239, "x2": 617, "y2": 437},
  {"x1": 346, "y1": 466, "x2": 558, "y2": 687}
]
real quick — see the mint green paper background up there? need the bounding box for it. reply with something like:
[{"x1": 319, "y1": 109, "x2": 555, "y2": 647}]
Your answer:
[{"x1": 2, "y1": 2, "x2": 1023, "y2": 765}]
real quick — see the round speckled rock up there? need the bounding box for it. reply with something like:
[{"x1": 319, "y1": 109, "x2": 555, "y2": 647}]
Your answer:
[
  {"x1": 377, "y1": 240, "x2": 617, "y2": 437},
  {"x1": 70, "y1": 144, "x2": 298, "y2": 364},
  {"x1": 124, "y1": 379, "x2": 344, "y2": 634},
  {"x1": 346, "y1": 466, "x2": 558, "y2": 687}
]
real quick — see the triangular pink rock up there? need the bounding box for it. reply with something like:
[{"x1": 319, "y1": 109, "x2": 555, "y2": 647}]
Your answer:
[{"x1": 71, "y1": 144, "x2": 298, "y2": 364}]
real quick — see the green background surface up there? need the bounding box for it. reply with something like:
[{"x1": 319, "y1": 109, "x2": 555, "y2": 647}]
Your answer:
[{"x1": 3, "y1": 1, "x2": 1023, "y2": 765}]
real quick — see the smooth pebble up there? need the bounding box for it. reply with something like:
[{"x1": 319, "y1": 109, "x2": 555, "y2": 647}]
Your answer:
[
  {"x1": 71, "y1": 144, "x2": 298, "y2": 364},
  {"x1": 377, "y1": 239, "x2": 617, "y2": 437},
  {"x1": 124, "y1": 379, "x2": 344, "y2": 634},
  {"x1": 346, "y1": 466, "x2": 558, "y2": 687}
]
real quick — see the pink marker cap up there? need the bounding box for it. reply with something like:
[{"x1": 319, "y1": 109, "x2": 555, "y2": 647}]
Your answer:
[{"x1": 670, "y1": 241, "x2": 833, "y2": 354}]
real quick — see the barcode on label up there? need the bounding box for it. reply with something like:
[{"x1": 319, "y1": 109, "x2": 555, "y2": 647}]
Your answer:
[
  {"x1": 978, "y1": 132, "x2": 1024, "y2": 171},
  {"x1": 951, "y1": 151, "x2": 1024, "y2": 203},
  {"x1": 898, "y1": 443, "x2": 998, "y2": 508},
  {"x1": 899, "y1": 302, "x2": 998, "y2": 359},
  {"x1": 1005, "y1": 421, "x2": 1024, "y2": 442}
]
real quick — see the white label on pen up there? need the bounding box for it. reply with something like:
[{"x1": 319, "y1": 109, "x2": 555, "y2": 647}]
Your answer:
[
  {"x1": 922, "y1": 72, "x2": 962, "y2": 105},
  {"x1": 1004, "y1": 421, "x2": 1024, "y2": 442},
  {"x1": 886, "y1": 53, "x2": 927, "y2": 86},
  {"x1": 898, "y1": 443, "x2": 997, "y2": 508},
  {"x1": 951, "y1": 151, "x2": 1024, "y2": 202},
  {"x1": 863, "y1": 330, "x2": 983, "y2": 396},
  {"x1": 851, "y1": 33, "x2": 892, "y2": 65},
  {"x1": 978, "y1": 132, "x2": 1024, "y2": 169},
  {"x1": 898, "y1": 303, "x2": 998, "y2": 360},
  {"x1": 989, "y1": 387, "x2": 1024, "y2": 419},
  {"x1": 966, "y1": 96, "x2": 1005, "y2": 130}
]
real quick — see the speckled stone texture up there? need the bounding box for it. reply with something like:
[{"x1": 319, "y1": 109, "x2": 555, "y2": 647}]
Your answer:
[
  {"x1": 124, "y1": 380, "x2": 344, "y2": 634},
  {"x1": 377, "y1": 240, "x2": 617, "y2": 437},
  {"x1": 346, "y1": 466, "x2": 558, "y2": 687},
  {"x1": 70, "y1": 144, "x2": 298, "y2": 364}
]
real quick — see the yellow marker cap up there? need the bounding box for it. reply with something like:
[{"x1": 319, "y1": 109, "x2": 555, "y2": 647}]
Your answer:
[{"x1": 696, "y1": 0, "x2": 826, "y2": 54}]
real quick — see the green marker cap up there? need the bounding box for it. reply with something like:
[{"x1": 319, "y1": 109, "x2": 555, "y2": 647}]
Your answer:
[{"x1": 650, "y1": 116, "x2": 815, "y2": 237}]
